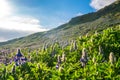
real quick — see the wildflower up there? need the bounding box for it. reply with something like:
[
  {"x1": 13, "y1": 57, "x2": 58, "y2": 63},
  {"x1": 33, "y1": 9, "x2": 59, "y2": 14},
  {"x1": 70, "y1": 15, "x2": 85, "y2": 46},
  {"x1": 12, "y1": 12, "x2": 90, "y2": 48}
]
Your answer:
[
  {"x1": 14, "y1": 49, "x2": 27, "y2": 65},
  {"x1": 17, "y1": 49, "x2": 23, "y2": 57},
  {"x1": 80, "y1": 58, "x2": 87, "y2": 67},
  {"x1": 82, "y1": 48, "x2": 87, "y2": 59},
  {"x1": 57, "y1": 55, "x2": 61, "y2": 64},
  {"x1": 109, "y1": 52, "x2": 115, "y2": 64},
  {"x1": 61, "y1": 53, "x2": 65, "y2": 62},
  {"x1": 73, "y1": 41, "x2": 77, "y2": 50},
  {"x1": 80, "y1": 48, "x2": 88, "y2": 67},
  {"x1": 56, "y1": 63, "x2": 60, "y2": 69}
]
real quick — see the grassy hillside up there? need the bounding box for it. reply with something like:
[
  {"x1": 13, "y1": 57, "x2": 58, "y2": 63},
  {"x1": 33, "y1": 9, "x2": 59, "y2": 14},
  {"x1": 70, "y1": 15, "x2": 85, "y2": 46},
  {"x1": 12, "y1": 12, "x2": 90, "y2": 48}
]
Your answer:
[{"x1": 0, "y1": 0, "x2": 120, "y2": 49}]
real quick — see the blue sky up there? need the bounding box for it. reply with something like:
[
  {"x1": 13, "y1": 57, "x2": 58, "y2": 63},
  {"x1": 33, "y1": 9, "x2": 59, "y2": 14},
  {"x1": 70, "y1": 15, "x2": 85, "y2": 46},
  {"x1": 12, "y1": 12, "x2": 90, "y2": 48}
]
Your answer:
[
  {"x1": 11, "y1": 0, "x2": 95, "y2": 29},
  {"x1": 0, "y1": 0, "x2": 116, "y2": 42}
]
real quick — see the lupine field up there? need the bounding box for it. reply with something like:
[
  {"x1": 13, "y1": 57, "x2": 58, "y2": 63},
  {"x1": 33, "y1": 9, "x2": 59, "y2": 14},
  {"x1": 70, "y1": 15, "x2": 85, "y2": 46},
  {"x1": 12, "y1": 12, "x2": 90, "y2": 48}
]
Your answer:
[{"x1": 0, "y1": 25, "x2": 120, "y2": 80}]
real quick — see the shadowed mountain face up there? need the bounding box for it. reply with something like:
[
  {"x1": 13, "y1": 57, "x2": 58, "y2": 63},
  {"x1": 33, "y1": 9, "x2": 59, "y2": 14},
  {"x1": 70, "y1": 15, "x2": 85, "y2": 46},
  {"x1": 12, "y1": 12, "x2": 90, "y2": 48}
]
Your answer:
[{"x1": 0, "y1": 0, "x2": 120, "y2": 49}]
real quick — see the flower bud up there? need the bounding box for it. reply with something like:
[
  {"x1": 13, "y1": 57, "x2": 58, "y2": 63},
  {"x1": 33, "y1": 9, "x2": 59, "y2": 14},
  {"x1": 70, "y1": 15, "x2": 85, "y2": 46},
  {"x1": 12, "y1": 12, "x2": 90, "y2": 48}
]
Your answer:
[
  {"x1": 80, "y1": 48, "x2": 88, "y2": 67},
  {"x1": 61, "y1": 53, "x2": 65, "y2": 62},
  {"x1": 109, "y1": 52, "x2": 115, "y2": 64},
  {"x1": 82, "y1": 48, "x2": 87, "y2": 59},
  {"x1": 57, "y1": 55, "x2": 61, "y2": 64},
  {"x1": 73, "y1": 41, "x2": 77, "y2": 50}
]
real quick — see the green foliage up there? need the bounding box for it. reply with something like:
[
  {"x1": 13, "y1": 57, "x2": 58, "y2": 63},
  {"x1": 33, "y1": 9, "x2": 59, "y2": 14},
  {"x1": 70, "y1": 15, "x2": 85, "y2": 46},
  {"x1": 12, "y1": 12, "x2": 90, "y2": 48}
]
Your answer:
[{"x1": 0, "y1": 25, "x2": 120, "y2": 79}]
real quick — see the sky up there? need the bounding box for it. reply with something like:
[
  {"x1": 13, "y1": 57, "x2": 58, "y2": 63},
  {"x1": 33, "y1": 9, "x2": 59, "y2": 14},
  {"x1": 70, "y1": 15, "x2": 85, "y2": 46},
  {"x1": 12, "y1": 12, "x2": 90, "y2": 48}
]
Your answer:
[{"x1": 0, "y1": 0, "x2": 117, "y2": 42}]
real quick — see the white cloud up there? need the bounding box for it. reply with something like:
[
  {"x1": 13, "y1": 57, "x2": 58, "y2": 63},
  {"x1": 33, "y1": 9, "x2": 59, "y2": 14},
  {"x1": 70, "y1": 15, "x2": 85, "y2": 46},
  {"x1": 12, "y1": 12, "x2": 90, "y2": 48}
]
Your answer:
[
  {"x1": 0, "y1": 0, "x2": 47, "y2": 42},
  {"x1": 0, "y1": 16, "x2": 47, "y2": 32},
  {"x1": 0, "y1": 0, "x2": 12, "y2": 18},
  {"x1": 90, "y1": 0, "x2": 117, "y2": 10},
  {"x1": 0, "y1": 0, "x2": 47, "y2": 32}
]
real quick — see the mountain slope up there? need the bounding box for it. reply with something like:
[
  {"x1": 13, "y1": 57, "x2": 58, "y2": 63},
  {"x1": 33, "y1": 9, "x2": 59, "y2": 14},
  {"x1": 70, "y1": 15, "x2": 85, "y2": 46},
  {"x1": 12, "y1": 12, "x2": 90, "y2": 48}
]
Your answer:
[{"x1": 0, "y1": 0, "x2": 120, "y2": 49}]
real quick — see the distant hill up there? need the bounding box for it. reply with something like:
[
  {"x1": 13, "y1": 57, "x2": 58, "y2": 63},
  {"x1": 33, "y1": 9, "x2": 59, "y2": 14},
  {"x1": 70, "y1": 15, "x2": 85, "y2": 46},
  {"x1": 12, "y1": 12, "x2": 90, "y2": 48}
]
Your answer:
[{"x1": 0, "y1": 0, "x2": 120, "y2": 49}]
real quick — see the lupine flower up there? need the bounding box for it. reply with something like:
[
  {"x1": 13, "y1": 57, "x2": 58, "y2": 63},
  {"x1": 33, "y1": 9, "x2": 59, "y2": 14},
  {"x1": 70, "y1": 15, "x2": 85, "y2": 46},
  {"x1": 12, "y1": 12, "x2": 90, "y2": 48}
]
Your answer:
[
  {"x1": 82, "y1": 48, "x2": 87, "y2": 59},
  {"x1": 16, "y1": 49, "x2": 23, "y2": 57},
  {"x1": 109, "y1": 52, "x2": 115, "y2": 64},
  {"x1": 80, "y1": 48, "x2": 88, "y2": 67},
  {"x1": 73, "y1": 41, "x2": 77, "y2": 50},
  {"x1": 61, "y1": 53, "x2": 65, "y2": 62},
  {"x1": 14, "y1": 49, "x2": 27, "y2": 65},
  {"x1": 57, "y1": 55, "x2": 61, "y2": 64},
  {"x1": 56, "y1": 63, "x2": 59, "y2": 69},
  {"x1": 80, "y1": 58, "x2": 87, "y2": 67}
]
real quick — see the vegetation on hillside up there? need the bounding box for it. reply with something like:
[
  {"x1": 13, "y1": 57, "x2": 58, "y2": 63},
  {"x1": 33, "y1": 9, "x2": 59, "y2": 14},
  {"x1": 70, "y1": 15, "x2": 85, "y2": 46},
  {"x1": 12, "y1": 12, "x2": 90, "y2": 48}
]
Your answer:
[{"x1": 0, "y1": 25, "x2": 120, "y2": 80}]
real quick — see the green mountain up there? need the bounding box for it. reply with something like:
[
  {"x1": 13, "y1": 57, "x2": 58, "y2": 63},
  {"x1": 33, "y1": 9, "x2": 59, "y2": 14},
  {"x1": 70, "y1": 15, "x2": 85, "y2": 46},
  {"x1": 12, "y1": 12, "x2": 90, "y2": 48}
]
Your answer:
[{"x1": 0, "y1": 0, "x2": 120, "y2": 49}]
